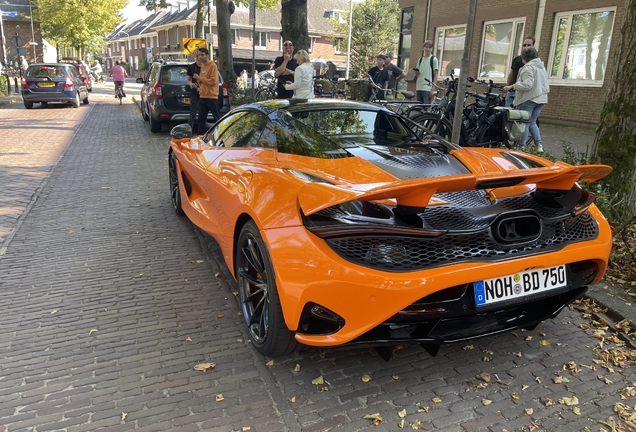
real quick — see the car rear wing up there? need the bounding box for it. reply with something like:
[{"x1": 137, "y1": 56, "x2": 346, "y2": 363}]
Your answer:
[{"x1": 298, "y1": 162, "x2": 612, "y2": 216}]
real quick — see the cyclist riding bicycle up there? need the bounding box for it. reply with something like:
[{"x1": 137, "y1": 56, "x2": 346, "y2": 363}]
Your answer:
[
  {"x1": 111, "y1": 60, "x2": 128, "y2": 98},
  {"x1": 91, "y1": 59, "x2": 103, "y2": 81}
]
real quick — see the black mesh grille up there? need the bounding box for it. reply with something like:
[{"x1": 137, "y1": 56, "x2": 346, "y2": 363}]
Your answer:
[
  {"x1": 325, "y1": 212, "x2": 598, "y2": 272},
  {"x1": 421, "y1": 207, "x2": 489, "y2": 231}
]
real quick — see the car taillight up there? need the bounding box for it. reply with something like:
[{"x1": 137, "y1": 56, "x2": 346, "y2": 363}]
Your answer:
[
  {"x1": 222, "y1": 82, "x2": 229, "y2": 98},
  {"x1": 21, "y1": 78, "x2": 28, "y2": 88},
  {"x1": 153, "y1": 82, "x2": 163, "y2": 98},
  {"x1": 64, "y1": 78, "x2": 74, "y2": 88}
]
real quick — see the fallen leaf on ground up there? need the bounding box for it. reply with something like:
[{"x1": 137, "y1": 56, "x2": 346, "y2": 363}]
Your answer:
[
  {"x1": 398, "y1": 409, "x2": 407, "y2": 418},
  {"x1": 266, "y1": 360, "x2": 274, "y2": 366},
  {"x1": 216, "y1": 394, "x2": 224, "y2": 401},
  {"x1": 522, "y1": 385, "x2": 530, "y2": 391},
  {"x1": 476, "y1": 372, "x2": 491, "y2": 382},
  {"x1": 363, "y1": 413, "x2": 383, "y2": 425},
  {"x1": 513, "y1": 351, "x2": 522, "y2": 357},
  {"x1": 289, "y1": 396, "x2": 296, "y2": 403},
  {"x1": 194, "y1": 362, "x2": 215, "y2": 372},
  {"x1": 121, "y1": 412, "x2": 127, "y2": 421},
  {"x1": 511, "y1": 392, "x2": 519, "y2": 400},
  {"x1": 524, "y1": 408, "x2": 534, "y2": 415},
  {"x1": 411, "y1": 419, "x2": 424, "y2": 429},
  {"x1": 294, "y1": 364, "x2": 301, "y2": 372},
  {"x1": 51, "y1": 310, "x2": 58, "y2": 314},
  {"x1": 398, "y1": 418, "x2": 405, "y2": 428},
  {"x1": 539, "y1": 339, "x2": 551, "y2": 346},
  {"x1": 89, "y1": 329, "x2": 98, "y2": 335},
  {"x1": 482, "y1": 399, "x2": 492, "y2": 405},
  {"x1": 319, "y1": 386, "x2": 329, "y2": 392},
  {"x1": 311, "y1": 376, "x2": 324, "y2": 385},
  {"x1": 463, "y1": 344, "x2": 474, "y2": 350},
  {"x1": 559, "y1": 396, "x2": 579, "y2": 406},
  {"x1": 361, "y1": 374, "x2": 372, "y2": 382},
  {"x1": 392, "y1": 374, "x2": 399, "y2": 380},
  {"x1": 525, "y1": 336, "x2": 533, "y2": 341},
  {"x1": 186, "y1": 337, "x2": 192, "y2": 342},
  {"x1": 573, "y1": 406, "x2": 581, "y2": 415},
  {"x1": 432, "y1": 397, "x2": 442, "y2": 403}
]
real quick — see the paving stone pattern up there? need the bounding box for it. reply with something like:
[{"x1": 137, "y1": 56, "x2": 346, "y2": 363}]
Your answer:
[{"x1": 0, "y1": 96, "x2": 630, "y2": 432}]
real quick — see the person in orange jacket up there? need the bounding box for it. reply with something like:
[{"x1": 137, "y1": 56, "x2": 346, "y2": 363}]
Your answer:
[{"x1": 192, "y1": 48, "x2": 221, "y2": 135}]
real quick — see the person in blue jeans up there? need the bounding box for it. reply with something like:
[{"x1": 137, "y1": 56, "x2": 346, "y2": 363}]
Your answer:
[{"x1": 503, "y1": 46, "x2": 549, "y2": 152}]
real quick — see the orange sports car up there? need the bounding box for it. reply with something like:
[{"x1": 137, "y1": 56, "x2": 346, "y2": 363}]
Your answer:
[{"x1": 168, "y1": 99, "x2": 612, "y2": 359}]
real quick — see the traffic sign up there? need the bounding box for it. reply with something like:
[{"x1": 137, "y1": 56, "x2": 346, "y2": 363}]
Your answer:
[
  {"x1": 182, "y1": 38, "x2": 206, "y2": 55},
  {"x1": 11, "y1": 36, "x2": 22, "y2": 47},
  {"x1": 1, "y1": 11, "x2": 18, "y2": 17}
]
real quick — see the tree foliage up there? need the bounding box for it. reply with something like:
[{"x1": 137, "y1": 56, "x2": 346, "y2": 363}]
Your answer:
[
  {"x1": 33, "y1": 0, "x2": 126, "y2": 53},
  {"x1": 592, "y1": 0, "x2": 636, "y2": 225},
  {"x1": 329, "y1": 0, "x2": 400, "y2": 76}
]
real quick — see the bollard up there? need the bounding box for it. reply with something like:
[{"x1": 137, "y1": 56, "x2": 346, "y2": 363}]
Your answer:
[{"x1": 13, "y1": 76, "x2": 19, "y2": 94}]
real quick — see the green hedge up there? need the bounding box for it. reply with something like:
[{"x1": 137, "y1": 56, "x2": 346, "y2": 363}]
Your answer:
[{"x1": 0, "y1": 75, "x2": 7, "y2": 96}]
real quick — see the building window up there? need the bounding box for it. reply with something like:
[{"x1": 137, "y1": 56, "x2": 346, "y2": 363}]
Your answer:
[
  {"x1": 231, "y1": 29, "x2": 237, "y2": 46},
  {"x1": 308, "y1": 36, "x2": 317, "y2": 53},
  {"x1": 254, "y1": 31, "x2": 267, "y2": 48},
  {"x1": 435, "y1": 25, "x2": 466, "y2": 77},
  {"x1": 325, "y1": 10, "x2": 346, "y2": 23},
  {"x1": 478, "y1": 18, "x2": 525, "y2": 81},
  {"x1": 548, "y1": 7, "x2": 615, "y2": 84},
  {"x1": 335, "y1": 38, "x2": 344, "y2": 54},
  {"x1": 398, "y1": 7, "x2": 413, "y2": 76}
]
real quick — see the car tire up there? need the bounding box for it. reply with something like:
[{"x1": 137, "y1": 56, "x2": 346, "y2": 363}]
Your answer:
[
  {"x1": 83, "y1": 95, "x2": 89, "y2": 105},
  {"x1": 168, "y1": 152, "x2": 186, "y2": 216},
  {"x1": 24, "y1": 100, "x2": 33, "y2": 109},
  {"x1": 236, "y1": 221, "x2": 298, "y2": 357},
  {"x1": 71, "y1": 92, "x2": 80, "y2": 108},
  {"x1": 141, "y1": 102, "x2": 150, "y2": 121},
  {"x1": 149, "y1": 114, "x2": 162, "y2": 133},
  {"x1": 41, "y1": 102, "x2": 48, "y2": 106}
]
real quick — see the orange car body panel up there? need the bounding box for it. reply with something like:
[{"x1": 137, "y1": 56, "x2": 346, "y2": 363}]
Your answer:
[{"x1": 170, "y1": 135, "x2": 612, "y2": 347}]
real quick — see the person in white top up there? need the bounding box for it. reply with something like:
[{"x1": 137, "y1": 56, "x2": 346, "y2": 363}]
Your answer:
[{"x1": 284, "y1": 50, "x2": 314, "y2": 99}]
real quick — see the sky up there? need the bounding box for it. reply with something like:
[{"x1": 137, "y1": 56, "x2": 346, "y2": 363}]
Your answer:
[{"x1": 121, "y1": 0, "x2": 153, "y2": 23}]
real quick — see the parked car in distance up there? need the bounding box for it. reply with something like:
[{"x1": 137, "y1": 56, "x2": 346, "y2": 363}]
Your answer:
[
  {"x1": 59, "y1": 57, "x2": 93, "y2": 92},
  {"x1": 140, "y1": 61, "x2": 231, "y2": 133},
  {"x1": 21, "y1": 63, "x2": 90, "y2": 109},
  {"x1": 167, "y1": 99, "x2": 613, "y2": 359}
]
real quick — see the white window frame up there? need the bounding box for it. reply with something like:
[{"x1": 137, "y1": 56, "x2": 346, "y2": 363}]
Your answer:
[
  {"x1": 435, "y1": 25, "x2": 467, "y2": 78},
  {"x1": 335, "y1": 38, "x2": 344, "y2": 54},
  {"x1": 478, "y1": 17, "x2": 525, "y2": 83},
  {"x1": 308, "y1": 36, "x2": 317, "y2": 53},
  {"x1": 547, "y1": 6, "x2": 616, "y2": 87},
  {"x1": 231, "y1": 29, "x2": 237, "y2": 46},
  {"x1": 254, "y1": 30, "x2": 268, "y2": 49}
]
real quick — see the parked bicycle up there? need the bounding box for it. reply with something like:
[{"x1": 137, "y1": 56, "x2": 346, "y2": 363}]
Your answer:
[{"x1": 254, "y1": 75, "x2": 277, "y2": 101}]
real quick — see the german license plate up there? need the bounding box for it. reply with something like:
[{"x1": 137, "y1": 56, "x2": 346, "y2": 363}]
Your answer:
[
  {"x1": 474, "y1": 265, "x2": 567, "y2": 307},
  {"x1": 183, "y1": 97, "x2": 190, "y2": 104},
  {"x1": 39, "y1": 82, "x2": 55, "y2": 87}
]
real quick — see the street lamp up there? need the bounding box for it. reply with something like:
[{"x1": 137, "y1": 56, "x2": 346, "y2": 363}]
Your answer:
[{"x1": 116, "y1": 29, "x2": 135, "y2": 76}]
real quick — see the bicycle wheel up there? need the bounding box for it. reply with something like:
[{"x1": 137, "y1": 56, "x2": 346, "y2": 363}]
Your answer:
[
  {"x1": 411, "y1": 113, "x2": 453, "y2": 141},
  {"x1": 254, "y1": 88, "x2": 273, "y2": 101}
]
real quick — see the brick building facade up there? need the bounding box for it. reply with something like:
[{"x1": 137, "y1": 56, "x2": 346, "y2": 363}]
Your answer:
[{"x1": 398, "y1": 0, "x2": 624, "y2": 125}]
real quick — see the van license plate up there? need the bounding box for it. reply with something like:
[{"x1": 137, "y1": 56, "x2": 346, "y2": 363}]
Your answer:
[{"x1": 474, "y1": 265, "x2": 567, "y2": 307}]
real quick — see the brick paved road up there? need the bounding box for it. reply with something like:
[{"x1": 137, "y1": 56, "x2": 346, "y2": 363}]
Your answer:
[{"x1": 0, "y1": 95, "x2": 632, "y2": 431}]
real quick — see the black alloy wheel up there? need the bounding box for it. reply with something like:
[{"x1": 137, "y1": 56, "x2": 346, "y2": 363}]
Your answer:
[
  {"x1": 236, "y1": 221, "x2": 297, "y2": 357},
  {"x1": 168, "y1": 152, "x2": 185, "y2": 216}
]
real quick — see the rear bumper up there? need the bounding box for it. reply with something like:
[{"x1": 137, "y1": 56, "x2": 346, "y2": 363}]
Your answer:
[{"x1": 22, "y1": 89, "x2": 76, "y2": 102}]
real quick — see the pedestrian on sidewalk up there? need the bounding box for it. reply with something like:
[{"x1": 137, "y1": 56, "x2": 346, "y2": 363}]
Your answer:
[
  {"x1": 186, "y1": 52, "x2": 203, "y2": 130},
  {"x1": 413, "y1": 40, "x2": 438, "y2": 104},
  {"x1": 505, "y1": 35, "x2": 535, "y2": 107},
  {"x1": 383, "y1": 53, "x2": 405, "y2": 100},
  {"x1": 274, "y1": 40, "x2": 298, "y2": 99},
  {"x1": 503, "y1": 46, "x2": 549, "y2": 152},
  {"x1": 192, "y1": 48, "x2": 221, "y2": 135},
  {"x1": 283, "y1": 50, "x2": 314, "y2": 99}
]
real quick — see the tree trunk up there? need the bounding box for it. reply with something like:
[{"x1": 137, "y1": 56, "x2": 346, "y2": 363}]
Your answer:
[
  {"x1": 195, "y1": 0, "x2": 205, "y2": 39},
  {"x1": 592, "y1": 0, "x2": 636, "y2": 224},
  {"x1": 281, "y1": 0, "x2": 309, "y2": 52},
  {"x1": 216, "y1": 0, "x2": 236, "y2": 89}
]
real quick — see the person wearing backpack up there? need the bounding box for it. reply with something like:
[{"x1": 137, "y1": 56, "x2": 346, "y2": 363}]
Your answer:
[{"x1": 413, "y1": 40, "x2": 438, "y2": 104}]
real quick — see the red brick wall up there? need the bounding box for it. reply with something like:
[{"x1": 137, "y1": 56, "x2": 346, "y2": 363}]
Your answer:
[{"x1": 401, "y1": 0, "x2": 624, "y2": 125}]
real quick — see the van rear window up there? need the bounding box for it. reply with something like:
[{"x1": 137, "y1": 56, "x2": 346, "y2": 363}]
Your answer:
[{"x1": 160, "y1": 66, "x2": 188, "y2": 84}]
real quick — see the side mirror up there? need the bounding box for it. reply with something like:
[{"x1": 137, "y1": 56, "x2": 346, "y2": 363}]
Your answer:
[
  {"x1": 170, "y1": 123, "x2": 192, "y2": 139},
  {"x1": 135, "y1": 77, "x2": 144, "y2": 84}
]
